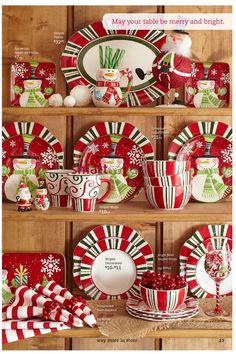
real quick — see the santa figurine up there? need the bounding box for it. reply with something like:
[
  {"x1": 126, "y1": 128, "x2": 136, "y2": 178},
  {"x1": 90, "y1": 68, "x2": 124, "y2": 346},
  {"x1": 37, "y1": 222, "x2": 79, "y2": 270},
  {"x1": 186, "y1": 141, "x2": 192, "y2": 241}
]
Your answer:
[{"x1": 16, "y1": 182, "x2": 32, "y2": 212}]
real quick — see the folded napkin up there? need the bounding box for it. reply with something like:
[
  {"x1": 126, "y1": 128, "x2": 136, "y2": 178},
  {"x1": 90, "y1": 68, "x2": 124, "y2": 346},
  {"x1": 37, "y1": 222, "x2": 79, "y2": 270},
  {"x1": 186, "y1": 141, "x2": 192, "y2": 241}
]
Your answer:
[{"x1": 41, "y1": 281, "x2": 96, "y2": 327}]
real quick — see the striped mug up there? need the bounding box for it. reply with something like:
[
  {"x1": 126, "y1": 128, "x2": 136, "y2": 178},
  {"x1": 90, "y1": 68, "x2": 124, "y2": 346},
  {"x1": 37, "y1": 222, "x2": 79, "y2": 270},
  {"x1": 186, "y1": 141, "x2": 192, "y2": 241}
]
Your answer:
[
  {"x1": 67, "y1": 174, "x2": 112, "y2": 212},
  {"x1": 45, "y1": 170, "x2": 73, "y2": 207}
]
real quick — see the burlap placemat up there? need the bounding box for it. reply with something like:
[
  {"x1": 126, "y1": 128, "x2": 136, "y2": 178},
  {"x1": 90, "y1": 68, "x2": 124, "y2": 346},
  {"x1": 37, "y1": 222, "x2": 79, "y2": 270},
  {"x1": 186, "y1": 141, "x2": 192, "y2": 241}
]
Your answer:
[{"x1": 88, "y1": 296, "x2": 232, "y2": 339}]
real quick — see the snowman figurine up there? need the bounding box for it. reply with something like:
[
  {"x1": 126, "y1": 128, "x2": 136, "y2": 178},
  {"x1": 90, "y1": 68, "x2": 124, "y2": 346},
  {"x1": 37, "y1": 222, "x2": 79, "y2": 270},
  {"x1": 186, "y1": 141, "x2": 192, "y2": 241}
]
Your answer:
[
  {"x1": 4, "y1": 152, "x2": 39, "y2": 202},
  {"x1": 2, "y1": 269, "x2": 14, "y2": 305},
  {"x1": 192, "y1": 156, "x2": 229, "y2": 202},
  {"x1": 16, "y1": 182, "x2": 32, "y2": 211},
  {"x1": 188, "y1": 79, "x2": 226, "y2": 108},
  {"x1": 19, "y1": 79, "x2": 48, "y2": 107}
]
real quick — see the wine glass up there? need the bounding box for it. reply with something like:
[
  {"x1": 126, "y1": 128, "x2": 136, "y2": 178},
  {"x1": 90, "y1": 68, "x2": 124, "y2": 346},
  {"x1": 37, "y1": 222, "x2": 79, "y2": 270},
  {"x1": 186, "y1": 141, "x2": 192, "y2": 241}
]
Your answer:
[{"x1": 204, "y1": 240, "x2": 231, "y2": 317}]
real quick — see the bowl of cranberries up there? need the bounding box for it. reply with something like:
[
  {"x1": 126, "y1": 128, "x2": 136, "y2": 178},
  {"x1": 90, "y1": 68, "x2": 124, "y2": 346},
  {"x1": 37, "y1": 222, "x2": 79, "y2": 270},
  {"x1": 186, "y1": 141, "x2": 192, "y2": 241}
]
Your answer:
[{"x1": 140, "y1": 271, "x2": 188, "y2": 312}]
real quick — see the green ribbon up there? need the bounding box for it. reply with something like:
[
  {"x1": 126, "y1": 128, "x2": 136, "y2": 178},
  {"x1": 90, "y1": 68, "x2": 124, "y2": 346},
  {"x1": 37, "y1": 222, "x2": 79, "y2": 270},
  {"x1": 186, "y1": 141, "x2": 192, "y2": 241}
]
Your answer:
[
  {"x1": 198, "y1": 88, "x2": 222, "y2": 107},
  {"x1": 197, "y1": 168, "x2": 228, "y2": 198},
  {"x1": 25, "y1": 88, "x2": 41, "y2": 93}
]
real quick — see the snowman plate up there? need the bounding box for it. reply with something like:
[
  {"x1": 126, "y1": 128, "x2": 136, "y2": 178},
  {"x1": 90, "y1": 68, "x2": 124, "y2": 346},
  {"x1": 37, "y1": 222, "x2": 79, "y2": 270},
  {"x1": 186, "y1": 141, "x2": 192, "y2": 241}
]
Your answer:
[
  {"x1": 73, "y1": 224, "x2": 154, "y2": 289},
  {"x1": 73, "y1": 122, "x2": 154, "y2": 203},
  {"x1": 186, "y1": 237, "x2": 232, "y2": 298},
  {"x1": 2, "y1": 122, "x2": 64, "y2": 202},
  {"x1": 168, "y1": 121, "x2": 232, "y2": 203},
  {"x1": 61, "y1": 21, "x2": 168, "y2": 107},
  {"x1": 80, "y1": 237, "x2": 148, "y2": 299},
  {"x1": 179, "y1": 224, "x2": 232, "y2": 277},
  {"x1": 2, "y1": 253, "x2": 65, "y2": 304},
  {"x1": 11, "y1": 62, "x2": 56, "y2": 107},
  {"x1": 185, "y1": 62, "x2": 230, "y2": 108}
]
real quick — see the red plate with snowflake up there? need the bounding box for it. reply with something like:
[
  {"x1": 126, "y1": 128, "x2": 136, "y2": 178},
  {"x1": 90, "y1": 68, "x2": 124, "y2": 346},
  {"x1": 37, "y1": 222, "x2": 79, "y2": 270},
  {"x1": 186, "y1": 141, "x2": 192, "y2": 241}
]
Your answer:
[
  {"x1": 2, "y1": 253, "x2": 65, "y2": 304},
  {"x1": 10, "y1": 62, "x2": 56, "y2": 106},
  {"x1": 2, "y1": 122, "x2": 64, "y2": 202},
  {"x1": 168, "y1": 121, "x2": 232, "y2": 203},
  {"x1": 73, "y1": 122, "x2": 154, "y2": 203}
]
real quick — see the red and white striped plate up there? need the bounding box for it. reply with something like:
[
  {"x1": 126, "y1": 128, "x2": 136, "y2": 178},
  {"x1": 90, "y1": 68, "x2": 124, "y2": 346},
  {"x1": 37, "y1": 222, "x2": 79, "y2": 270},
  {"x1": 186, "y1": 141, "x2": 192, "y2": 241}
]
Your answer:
[
  {"x1": 126, "y1": 296, "x2": 199, "y2": 317},
  {"x1": 80, "y1": 238, "x2": 149, "y2": 299},
  {"x1": 73, "y1": 224, "x2": 154, "y2": 289},
  {"x1": 126, "y1": 307, "x2": 199, "y2": 321},
  {"x1": 73, "y1": 121, "x2": 154, "y2": 202},
  {"x1": 61, "y1": 21, "x2": 168, "y2": 107},
  {"x1": 186, "y1": 237, "x2": 232, "y2": 298},
  {"x1": 179, "y1": 224, "x2": 232, "y2": 277}
]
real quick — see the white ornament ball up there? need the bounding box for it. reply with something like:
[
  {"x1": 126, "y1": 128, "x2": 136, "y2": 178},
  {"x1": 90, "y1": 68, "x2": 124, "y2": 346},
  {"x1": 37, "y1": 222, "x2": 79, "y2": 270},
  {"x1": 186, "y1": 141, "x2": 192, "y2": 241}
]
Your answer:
[
  {"x1": 48, "y1": 94, "x2": 63, "y2": 107},
  {"x1": 64, "y1": 95, "x2": 76, "y2": 107},
  {"x1": 70, "y1": 86, "x2": 91, "y2": 107}
]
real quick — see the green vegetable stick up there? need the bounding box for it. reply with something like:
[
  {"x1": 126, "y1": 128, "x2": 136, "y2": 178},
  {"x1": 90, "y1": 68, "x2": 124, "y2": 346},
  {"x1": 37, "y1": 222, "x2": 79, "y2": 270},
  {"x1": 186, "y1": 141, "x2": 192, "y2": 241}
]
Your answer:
[
  {"x1": 104, "y1": 46, "x2": 110, "y2": 68},
  {"x1": 115, "y1": 49, "x2": 125, "y2": 69},
  {"x1": 99, "y1": 46, "x2": 103, "y2": 68},
  {"x1": 112, "y1": 49, "x2": 120, "y2": 69},
  {"x1": 108, "y1": 47, "x2": 113, "y2": 69}
]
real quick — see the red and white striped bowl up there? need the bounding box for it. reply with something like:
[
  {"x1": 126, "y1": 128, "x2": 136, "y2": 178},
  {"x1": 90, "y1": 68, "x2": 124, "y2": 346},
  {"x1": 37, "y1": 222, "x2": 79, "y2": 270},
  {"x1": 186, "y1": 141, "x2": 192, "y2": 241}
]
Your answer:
[
  {"x1": 145, "y1": 185, "x2": 191, "y2": 210},
  {"x1": 144, "y1": 171, "x2": 192, "y2": 187},
  {"x1": 140, "y1": 284, "x2": 188, "y2": 312},
  {"x1": 142, "y1": 160, "x2": 191, "y2": 177}
]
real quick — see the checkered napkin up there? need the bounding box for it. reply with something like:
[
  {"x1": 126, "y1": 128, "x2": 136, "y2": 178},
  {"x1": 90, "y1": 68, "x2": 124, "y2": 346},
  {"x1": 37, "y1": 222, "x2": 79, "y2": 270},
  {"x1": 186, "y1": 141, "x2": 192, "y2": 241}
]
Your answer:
[{"x1": 35, "y1": 281, "x2": 96, "y2": 327}]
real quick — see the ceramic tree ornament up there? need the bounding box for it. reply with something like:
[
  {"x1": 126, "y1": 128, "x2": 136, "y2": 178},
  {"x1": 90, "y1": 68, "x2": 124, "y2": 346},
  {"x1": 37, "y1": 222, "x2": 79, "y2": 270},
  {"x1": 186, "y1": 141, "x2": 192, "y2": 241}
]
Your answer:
[
  {"x1": 92, "y1": 45, "x2": 133, "y2": 107},
  {"x1": 11, "y1": 61, "x2": 56, "y2": 107}
]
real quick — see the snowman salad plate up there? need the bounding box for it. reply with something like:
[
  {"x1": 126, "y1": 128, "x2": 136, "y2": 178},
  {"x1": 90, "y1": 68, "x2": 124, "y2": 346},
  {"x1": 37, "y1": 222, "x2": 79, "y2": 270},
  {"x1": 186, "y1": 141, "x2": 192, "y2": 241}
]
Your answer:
[
  {"x1": 73, "y1": 122, "x2": 154, "y2": 203},
  {"x1": 80, "y1": 237, "x2": 149, "y2": 300},
  {"x1": 11, "y1": 61, "x2": 56, "y2": 107},
  {"x1": 185, "y1": 62, "x2": 230, "y2": 108},
  {"x1": 2, "y1": 253, "x2": 65, "y2": 305},
  {"x1": 73, "y1": 224, "x2": 154, "y2": 289},
  {"x1": 179, "y1": 224, "x2": 232, "y2": 277},
  {"x1": 2, "y1": 122, "x2": 64, "y2": 201},
  {"x1": 186, "y1": 237, "x2": 232, "y2": 298},
  {"x1": 168, "y1": 121, "x2": 232, "y2": 203},
  {"x1": 61, "y1": 21, "x2": 168, "y2": 106}
]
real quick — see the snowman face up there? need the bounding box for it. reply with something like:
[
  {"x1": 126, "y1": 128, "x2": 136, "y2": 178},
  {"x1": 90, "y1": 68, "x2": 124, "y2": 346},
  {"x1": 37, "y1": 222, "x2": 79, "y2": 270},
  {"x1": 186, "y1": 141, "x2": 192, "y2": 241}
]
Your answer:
[
  {"x1": 196, "y1": 157, "x2": 219, "y2": 170},
  {"x1": 197, "y1": 80, "x2": 215, "y2": 90},
  {"x1": 97, "y1": 69, "x2": 120, "y2": 82},
  {"x1": 100, "y1": 157, "x2": 124, "y2": 171},
  {"x1": 23, "y1": 79, "x2": 42, "y2": 90},
  {"x1": 13, "y1": 158, "x2": 37, "y2": 171}
]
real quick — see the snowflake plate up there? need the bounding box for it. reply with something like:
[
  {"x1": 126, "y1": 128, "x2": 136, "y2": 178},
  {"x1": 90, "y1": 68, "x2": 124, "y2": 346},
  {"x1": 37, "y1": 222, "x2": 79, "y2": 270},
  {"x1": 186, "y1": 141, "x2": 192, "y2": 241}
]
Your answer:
[
  {"x1": 73, "y1": 122, "x2": 154, "y2": 203},
  {"x1": 2, "y1": 252, "x2": 65, "y2": 298},
  {"x1": 168, "y1": 121, "x2": 232, "y2": 203},
  {"x1": 11, "y1": 62, "x2": 56, "y2": 106},
  {"x1": 2, "y1": 122, "x2": 64, "y2": 202}
]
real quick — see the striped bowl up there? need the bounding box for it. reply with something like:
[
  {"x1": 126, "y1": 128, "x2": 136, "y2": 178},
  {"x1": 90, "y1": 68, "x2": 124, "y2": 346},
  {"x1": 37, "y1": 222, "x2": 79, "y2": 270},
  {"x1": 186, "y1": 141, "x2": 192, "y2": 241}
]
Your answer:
[
  {"x1": 144, "y1": 171, "x2": 192, "y2": 187},
  {"x1": 140, "y1": 284, "x2": 188, "y2": 312},
  {"x1": 145, "y1": 185, "x2": 191, "y2": 210},
  {"x1": 142, "y1": 160, "x2": 191, "y2": 177}
]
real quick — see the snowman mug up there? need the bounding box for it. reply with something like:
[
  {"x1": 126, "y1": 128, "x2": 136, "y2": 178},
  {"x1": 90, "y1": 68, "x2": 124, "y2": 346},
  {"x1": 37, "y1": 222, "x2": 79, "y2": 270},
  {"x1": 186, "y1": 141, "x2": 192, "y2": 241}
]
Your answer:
[
  {"x1": 45, "y1": 169, "x2": 73, "y2": 207},
  {"x1": 67, "y1": 173, "x2": 112, "y2": 212}
]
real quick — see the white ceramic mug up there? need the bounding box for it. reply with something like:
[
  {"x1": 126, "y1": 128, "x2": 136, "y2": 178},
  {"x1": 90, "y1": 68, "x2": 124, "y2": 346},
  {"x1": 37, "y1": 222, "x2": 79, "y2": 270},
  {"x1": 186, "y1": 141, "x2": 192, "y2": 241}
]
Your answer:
[{"x1": 45, "y1": 169, "x2": 73, "y2": 207}]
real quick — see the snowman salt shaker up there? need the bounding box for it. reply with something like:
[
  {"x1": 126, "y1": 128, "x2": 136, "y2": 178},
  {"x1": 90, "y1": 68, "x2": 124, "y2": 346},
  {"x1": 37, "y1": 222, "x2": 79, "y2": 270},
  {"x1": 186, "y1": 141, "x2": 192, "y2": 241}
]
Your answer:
[
  {"x1": 34, "y1": 186, "x2": 50, "y2": 211},
  {"x1": 16, "y1": 182, "x2": 32, "y2": 212}
]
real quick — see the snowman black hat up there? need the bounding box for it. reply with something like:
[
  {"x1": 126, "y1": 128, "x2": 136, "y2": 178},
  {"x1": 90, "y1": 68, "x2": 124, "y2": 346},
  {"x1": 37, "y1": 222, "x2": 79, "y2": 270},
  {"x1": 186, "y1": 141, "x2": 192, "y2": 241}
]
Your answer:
[
  {"x1": 193, "y1": 140, "x2": 220, "y2": 158},
  {"x1": 10, "y1": 142, "x2": 38, "y2": 159}
]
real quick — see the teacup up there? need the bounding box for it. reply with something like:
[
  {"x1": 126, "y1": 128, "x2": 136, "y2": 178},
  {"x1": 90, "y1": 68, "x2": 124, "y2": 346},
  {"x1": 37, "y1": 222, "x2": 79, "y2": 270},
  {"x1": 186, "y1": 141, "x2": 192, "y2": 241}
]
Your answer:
[
  {"x1": 67, "y1": 173, "x2": 112, "y2": 212},
  {"x1": 45, "y1": 169, "x2": 73, "y2": 207}
]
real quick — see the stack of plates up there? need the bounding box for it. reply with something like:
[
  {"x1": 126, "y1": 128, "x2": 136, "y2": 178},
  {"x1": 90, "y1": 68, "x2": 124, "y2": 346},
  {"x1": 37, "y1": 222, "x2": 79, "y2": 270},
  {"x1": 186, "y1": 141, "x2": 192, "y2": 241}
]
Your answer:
[
  {"x1": 126, "y1": 296, "x2": 199, "y2": 321},
  {"x1": 73, "y1": 225, "x2": 154, "y2": 300}
]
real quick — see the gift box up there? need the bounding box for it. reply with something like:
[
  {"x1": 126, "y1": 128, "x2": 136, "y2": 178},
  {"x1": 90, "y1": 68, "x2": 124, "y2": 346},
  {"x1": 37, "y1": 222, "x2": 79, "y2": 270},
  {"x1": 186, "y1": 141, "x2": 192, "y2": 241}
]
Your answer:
[
  {"x1": 10, "y1": 61, "x2": 56, "y2": 106},
  {"x1": 2, "y1": 253, "x2": 65, "y2": 304},
  {"x1": 185, "y1": 62, "x2": 230, "y2": 108}
]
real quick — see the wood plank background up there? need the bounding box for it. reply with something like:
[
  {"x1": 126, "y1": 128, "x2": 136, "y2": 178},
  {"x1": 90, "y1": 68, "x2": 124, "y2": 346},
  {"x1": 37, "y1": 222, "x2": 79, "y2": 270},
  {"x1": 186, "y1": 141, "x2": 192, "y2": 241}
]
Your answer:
[{"x1": 2, "y1": 5, "x2": 232, "y2": 351}]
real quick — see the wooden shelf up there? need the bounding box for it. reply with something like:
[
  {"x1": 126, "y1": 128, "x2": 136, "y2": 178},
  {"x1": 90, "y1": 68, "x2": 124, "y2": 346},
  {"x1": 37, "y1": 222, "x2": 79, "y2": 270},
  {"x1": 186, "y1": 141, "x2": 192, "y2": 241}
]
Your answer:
[
  {"x1": 2, "y1": 107, "x2": 232, "y2": 117},
  {"x1": 43, "y1": 328, "x2": 232, "y2": 339},
  {"x1": 3, "y1": 200, "x2": 232, "y2": 223}
]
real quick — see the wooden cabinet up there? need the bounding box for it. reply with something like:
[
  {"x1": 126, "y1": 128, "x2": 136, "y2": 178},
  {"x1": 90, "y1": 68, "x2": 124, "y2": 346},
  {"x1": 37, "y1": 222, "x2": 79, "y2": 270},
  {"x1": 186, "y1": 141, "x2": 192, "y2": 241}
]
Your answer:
[{"x1": 2, "y1": 5, "x2": 232, "y2": 351}]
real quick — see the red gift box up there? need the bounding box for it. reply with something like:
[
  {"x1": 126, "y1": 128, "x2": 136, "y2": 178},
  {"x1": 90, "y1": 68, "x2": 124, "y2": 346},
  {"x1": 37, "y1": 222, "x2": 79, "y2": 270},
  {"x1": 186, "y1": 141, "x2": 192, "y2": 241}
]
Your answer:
[
  {"x1": 10, "y1": 61, "x2": 56, "y2": 106},
  {"x1": 185, "y1": 62, "x2": 230, "y2": 108}
]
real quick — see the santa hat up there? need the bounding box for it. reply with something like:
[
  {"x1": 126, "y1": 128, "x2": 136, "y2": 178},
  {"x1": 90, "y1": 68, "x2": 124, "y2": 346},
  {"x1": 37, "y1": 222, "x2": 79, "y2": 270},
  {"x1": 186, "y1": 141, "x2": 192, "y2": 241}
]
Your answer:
[
  {"x1": 173, "y1": 29, "x2": 189, "y2": 35},
  {"x1": 19, "y1": 182, "x2": 28, "y2": 189}
]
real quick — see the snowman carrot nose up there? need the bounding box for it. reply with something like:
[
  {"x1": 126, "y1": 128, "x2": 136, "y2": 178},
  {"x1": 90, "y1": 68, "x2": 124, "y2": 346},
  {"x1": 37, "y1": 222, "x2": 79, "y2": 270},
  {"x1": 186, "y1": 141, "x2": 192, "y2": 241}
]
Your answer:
[{"x1": 105, "y1": 73, "x2": 114, "y2": 77}]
